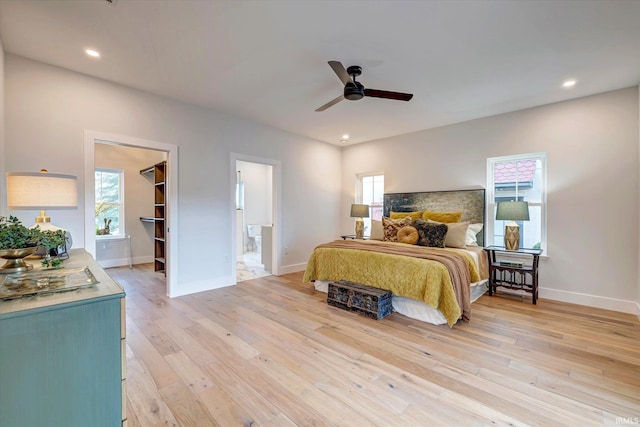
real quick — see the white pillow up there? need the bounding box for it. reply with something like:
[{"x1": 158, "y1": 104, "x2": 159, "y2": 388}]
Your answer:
[
  {"x1": 427, "y1": 219, "x2": 468, "y2": 248},
  {"x1": 370, "y1": 219, "x2": 383, "y2": 240},
  {"x1": 466, "y1": 223, "x2": 484, "y2": 246}
]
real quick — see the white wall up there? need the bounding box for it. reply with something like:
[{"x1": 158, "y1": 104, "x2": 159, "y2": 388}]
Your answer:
[
  {"x1": 94, "y1": 144, "x2": 166, "y2": 267},
  {"x1": 4, "y1": 54, "x2": 342, "y2": 296},
  {"x1": 342, "y1": 87, "x2": 640, "y2": 313}
]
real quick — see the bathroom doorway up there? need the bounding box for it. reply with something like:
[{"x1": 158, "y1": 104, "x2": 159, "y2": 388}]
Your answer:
[{"x1": 235, "y1": 160, "x2": 273, "y2": 282}]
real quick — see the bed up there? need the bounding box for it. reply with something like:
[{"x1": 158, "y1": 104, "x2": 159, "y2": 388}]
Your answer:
[{"x1": 303, "y1": 189, "x2": 489, "y2": 326}]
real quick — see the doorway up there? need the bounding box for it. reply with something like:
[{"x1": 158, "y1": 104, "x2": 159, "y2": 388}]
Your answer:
[
  {"x1": 84, "y1": 130, "x2": 178, "y2": 296},
  {"x1": 236, "y1": 160, "x2": 273, "y2": 282},
  {"x1": 231, "y1": 154, "x2": 280, "y2": 283}
]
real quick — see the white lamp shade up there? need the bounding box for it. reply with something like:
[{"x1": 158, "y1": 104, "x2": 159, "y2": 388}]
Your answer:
[{"x1": 7, "y1": 172, "x2": 78, "y2": 210}]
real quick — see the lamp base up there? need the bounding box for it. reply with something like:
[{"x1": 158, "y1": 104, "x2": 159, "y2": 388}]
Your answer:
[
  {"x1": 504, "y1": 224, "x2": 520, "y2": 251},
  {"x1": 355, "y1": 218, "x2": 364, "y2": 239}
]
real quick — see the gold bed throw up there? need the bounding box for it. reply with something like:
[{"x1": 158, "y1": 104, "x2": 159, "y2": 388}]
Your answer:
[{"x1": 303, "y1": 240, "x2": 481, "y2": 326}]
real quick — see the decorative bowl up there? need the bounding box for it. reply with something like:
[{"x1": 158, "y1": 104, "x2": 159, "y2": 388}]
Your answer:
[{"x1": 0, "y1": 247, "x2": 38, "y2": 274}]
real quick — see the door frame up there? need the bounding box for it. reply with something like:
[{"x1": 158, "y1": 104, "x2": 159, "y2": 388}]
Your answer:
[
  {"x1": 230, "y1": 153, "x2": 281, "y2": 281},
  {"x1": 84, "y1": 130, "x2": 178, "y2": 296}
]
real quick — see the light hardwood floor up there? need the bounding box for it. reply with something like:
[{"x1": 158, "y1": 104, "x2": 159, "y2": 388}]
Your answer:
[{"x1": 108, "y1": 264, "x2": 640, "y2": 426}]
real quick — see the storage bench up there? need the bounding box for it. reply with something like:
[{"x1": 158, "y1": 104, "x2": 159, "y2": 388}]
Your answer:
[{"x1": 327, "y1": 280, "x2": 393, "y2": 320}]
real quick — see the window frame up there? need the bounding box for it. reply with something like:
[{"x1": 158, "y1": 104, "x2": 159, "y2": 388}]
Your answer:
[
  {"x1": 486, "y1": 152, "x2": 547, "y2": 254},
  {"x1": 95, "y1": 167, "x2": 125, "y2": 237},
  {"x1": 356, "y1": 172, "x2": 384, "y2": 237}
]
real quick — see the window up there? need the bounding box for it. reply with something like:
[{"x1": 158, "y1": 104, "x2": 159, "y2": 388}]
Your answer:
[
  {"x1": 487, "y1": 153, "x2": 547, "y2": 253},
  {"x1": 357, "y1": 173, "x2": 384, "y2": 237},
  {"x1": 95, "y1": 168, "x2": 124, "y2": 236}
]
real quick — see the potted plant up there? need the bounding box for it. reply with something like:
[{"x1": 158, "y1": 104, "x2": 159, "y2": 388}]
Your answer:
[
  {"x1": 38, "y1": 228, "x2": 68, "y2": 268},
  {"x1": 0, "y1": 216, "x2": 67, "y2": 272}
]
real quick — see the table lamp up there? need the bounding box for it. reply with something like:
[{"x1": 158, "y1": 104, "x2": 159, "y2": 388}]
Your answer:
[
  {"x1": 495, "y1": 201, "x2": 529, "y2": 250},
  {"x1": 7, "y1": 170, "x2": 78, "y2": 255},
  {"x1": 350, "y1": 203, "x2": 369, "y2": 239}
]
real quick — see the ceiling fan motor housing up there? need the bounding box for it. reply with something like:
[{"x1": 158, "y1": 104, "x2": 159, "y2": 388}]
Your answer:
[
  {"x1": 344, "y1": 81, "x2": 365, "y2": 100},
  {"x1": 344, "y1": 65, "x2": 364, "y2": 100}
]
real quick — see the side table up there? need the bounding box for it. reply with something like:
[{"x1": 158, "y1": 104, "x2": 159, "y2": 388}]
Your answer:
[
  {"x1": 483, "y1": 246, "x2": 543, "y2": 304},
  {"x1": 340, "y1": 235, "x2": 368, "y2": 240}
]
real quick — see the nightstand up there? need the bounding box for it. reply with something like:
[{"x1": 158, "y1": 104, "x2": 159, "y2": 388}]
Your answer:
[{"x1": 484, "y1": 246, "x2": 543, "y2": 304}]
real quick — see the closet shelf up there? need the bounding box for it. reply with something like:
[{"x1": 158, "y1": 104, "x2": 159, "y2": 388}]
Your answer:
[{"x1": 142, "y1": 161, "x2": 167, "y2": 274}]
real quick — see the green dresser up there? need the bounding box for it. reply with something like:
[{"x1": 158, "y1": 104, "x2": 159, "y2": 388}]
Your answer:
[{"x1": 0, "y1": 249, "x2": 126, "y2": 427}]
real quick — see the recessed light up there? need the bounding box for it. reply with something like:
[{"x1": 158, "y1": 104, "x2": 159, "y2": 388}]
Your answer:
[
  {"x1": 342, "y1": 134, "x2": 350, "y2": 140},
  {"x1": 562, "y1": 80, "x2": 576, "y2": 88},
  {"x1": 85, "y1": 49, "x2": 100, "y2": 58}
]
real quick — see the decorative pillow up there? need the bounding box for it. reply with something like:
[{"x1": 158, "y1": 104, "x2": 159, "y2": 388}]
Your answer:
[
  {"x1": 427, "y1": 219, "x2": 469, "y2": 248},
  {"x1": 397, "y1": 226, "x2": 419, "y2": 245},
  {"x1": 413, "y1": 219, "x2": 448, "y2": 248},
  {"x1": 382, "y1": 216, "x2": 412, "y2": 242},
  {"x1": 466, "y1": 223, "x2": 484, "y2": 246},
  {"x1": 370, "y1": 219, "x2": 384, "y2": 240},
  {"x1": 390, "y1": 211, "x2": 423, "y2": 222},
  {"x1": 422, "y1": 210, "x2": 463, "y2": 223}
]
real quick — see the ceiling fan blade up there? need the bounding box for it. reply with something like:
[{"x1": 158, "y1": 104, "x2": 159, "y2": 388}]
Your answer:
[
  {"x1": 315, "y1": 94, "x2": 345, "y2": 112},
  {"x1": 364, "y1": 88, "x2": 413, "y2": 101},
  {"x1": 328, "y1": 61, "x2": 352, "y2": 86}
]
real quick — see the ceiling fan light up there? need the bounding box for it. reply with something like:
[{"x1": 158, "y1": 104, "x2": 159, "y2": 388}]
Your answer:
[{"x1": 344, "y1": 82, "x2": 364, "y2": 100}]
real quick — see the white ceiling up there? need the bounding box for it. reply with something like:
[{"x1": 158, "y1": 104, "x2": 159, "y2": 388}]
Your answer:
[{"x1": 1, "y1": 0, "x2": 639, "y2": 146}]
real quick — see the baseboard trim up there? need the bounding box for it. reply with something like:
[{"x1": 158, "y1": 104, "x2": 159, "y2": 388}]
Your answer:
[
  {"x1": 539, "y1": 287, "x2": 638, "y2": 315},
  {"x1": 278, "y1": 262, "x2": 307, "y2": 275},
  {"x1": 97, "y1": 255, "x2": 153, "y2": 269}
]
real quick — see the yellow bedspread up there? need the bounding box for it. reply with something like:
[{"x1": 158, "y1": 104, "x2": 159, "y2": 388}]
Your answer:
[{"x1": 303, "y1": 240, "x2": 484, "y2": 326}]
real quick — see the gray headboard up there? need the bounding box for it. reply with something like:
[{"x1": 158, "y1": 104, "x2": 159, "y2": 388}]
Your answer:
[{"x1": 383, "y1": 189, "x2": 486, "y2": 246}]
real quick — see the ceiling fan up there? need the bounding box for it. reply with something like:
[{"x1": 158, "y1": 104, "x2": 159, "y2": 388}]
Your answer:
[{"x1": 315, "y1": 61, "x2": 413, "y2": 112}]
